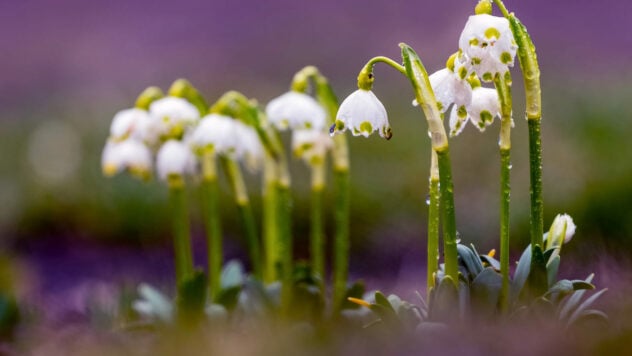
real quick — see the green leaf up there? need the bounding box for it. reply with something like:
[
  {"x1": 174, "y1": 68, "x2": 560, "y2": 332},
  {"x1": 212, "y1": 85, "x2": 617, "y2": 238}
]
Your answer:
[
  {"x1": 558, "y1": 274, "x2": 594, "y2": 320},
  {"x1": 511, "y1": 245, "x2": 531, "y2": 302},
  {"x1": 571, "y1": 281, "x2": 595, "y2": 291},
  {"x1": 428, "y1": 276, "x2": 459, "y2": 322},
  {"x1": 176, "y1": 270, "x2": 207, "y2": 325},
  {"x1": 457, "y1": 244, "x2": 484, "y2": 279},
  {"x1": 220, "y1": 260, "x2": 245, "y2": 289},
  {"x1": 546, "y1": 255, "x2": 560, "y2": 287},
  {"x1": 566, "y1": 288, "x2": 608, "y2": 326},
  {"x1": 471, "y1": 267, "x2": 502, "y2": 318},
  {"x1": 527, "y1": 245, "x2": 548, "y2": 297},
  {"x1": 215, "y1": 286, "x2": 242, "y2": 311},
  {"x1": 546, "y1": 279, "x2": 573, "y2": 295},
  {"x1": 568, "y1": 309, "x2": 608, "y2": 328}
]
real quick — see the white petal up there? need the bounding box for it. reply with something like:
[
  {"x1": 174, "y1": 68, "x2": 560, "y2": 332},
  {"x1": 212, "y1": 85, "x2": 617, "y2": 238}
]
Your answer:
[
  {"x1": 458, "y1": 14, "x2": 517, "y2": 80},
  {"x1": 467, "y1": 87, "x2": 500, "y2": 132},
  {"x1": 234, "y1": 121, "x2": 264, "y2": 171},
  {"x1": 265, "y1": 91, "x2": 326, "y2": 131},
  {"x1": 292, "y1": 129, "x2": 332, "y2": 162},
  {"x1": 156, "y1": 140, "x2": 196, "y2": 181},
  {"x1": 334, "y1": 89, "x2": 391, "y2": 139},
  {"x1": 110, "y1": 108, "x2": 151, "y2": 140},
  {"x1": 149, "y1": 97, "x2": 200, "y2": 140},
  {"x1": 101, "y1": 139, "x2": 152, "y2": 176},
  {"x1": 188, "y1": 114, "x2": 239, "y2": 155}
]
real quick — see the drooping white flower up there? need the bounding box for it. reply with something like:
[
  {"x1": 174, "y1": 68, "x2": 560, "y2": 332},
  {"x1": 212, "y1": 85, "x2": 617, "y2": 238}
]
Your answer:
[
  {"x1": 188, "y1": 114, "x2": 240, "y2": 155},
  {"x1": 148, "y1": 97, "x2": 200, "y2": 141},
  {"x1": 331, "y1": 89, "x2": 391, "y2": 139},
  {"x1": 449, "y1": 87, "x2": 500, "y2": 136},
  {"x1": 265, "y1": 91, "x2": 326, "y2": 131},
  {"x1": 156, "y1": 139, "x2": 197, "y2": 182},
  {"x1": 109, "y1": 108, "x2": 152, "y2": 141},
  {"x1": 292, "y1": 129, "x2": 332, "y2": 164},
  {"x1": 458, "y1": 14, "x2": 517, "y2": 82},
  {"x1": 233, "y1": 120, "x2": 264, "y2": 171},
  {"x1": 101, "y1": 139, "x2": 152, "y2": 179}
]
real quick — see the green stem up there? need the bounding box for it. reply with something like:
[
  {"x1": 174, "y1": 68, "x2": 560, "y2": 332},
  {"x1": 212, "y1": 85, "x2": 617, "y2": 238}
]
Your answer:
[
  {"x1": 332, "y1": 168, "x2": 350, "y2": 312},
  {"x1": 168, "y1": 184, "x2": 194, "y2": 287},
  {"x1": 277, "y1": 182, "x2": 293, "y2": 314},
  {"x1": 528, "y1": 120, "x2": 543, "y2": 250},
  {"x1": 494, "y1": 72, "x2": 512, "y2": 312},
  {"x1": 223, "y1": 157, "x2": 262, "y2": 280},
  {"x1": 399, "y1": 43, "x2": 458, "y2": 283},
  {"x1": 262, "y1": 156, "x2": 280, "y2": 283},
  {"x1": 496, "y1": 0, "x2": 544, "y2": 265},
  {"x1": 200, "y1": 153, "x2": 222, "y2": 300},
  {"x1": 499, "y1": 149, "x2": 511, "y2": 311},
  {"x1": 310, "y1": 161, "x2": 326, "y2": 290},
  {"x1": 427, "y1": 151, "x2": 440, "y2": 298}
]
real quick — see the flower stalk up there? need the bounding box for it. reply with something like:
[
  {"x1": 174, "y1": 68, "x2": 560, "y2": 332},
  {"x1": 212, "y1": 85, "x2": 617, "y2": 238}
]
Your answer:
[
  {"x1": 221, "y1": 157, "x2": 262, "y2": 280},
  {"x1": 310, "y1": 159, "x2": 326, "y2": 290},
  {"x1": 399, "y1": 44, "x2": 459, "y2": 284},
  {"x1": 493, "y1": 0, "x2": 543, "y2": 262},
  {"x1": 494, "y1": 71, "x2": 513, "y2": 312},
  {"x1": 292, "y1": 66, "x2": 352, "y2": 312},
  {"x1": 200, "y1": 152, "x2": 223, "y2": 300},
  {"x1": 168, "y1": 181, "x2": 195, "y2": 287},
  {"x1": 427, "y1": 151, "x2": 440, "y2": 297}
]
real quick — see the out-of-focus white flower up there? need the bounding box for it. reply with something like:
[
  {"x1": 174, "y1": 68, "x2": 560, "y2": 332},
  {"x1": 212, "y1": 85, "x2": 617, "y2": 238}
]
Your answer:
[
  {"x1": 234, "y1": 121, "x2": 264, "y2": 172},
  {"x1": 549, "y1": 213, "x2": 577, "y2": 245},
  {"x1": 331, "y1": 89, "x2": 391, "y2": 139},
  {"x1": 265, "y1": 91, "x2": 326, "y2": 131},
  {"x1": 292, "y1": 129, "x2": 332, "y2": 164},
  {"x1": 188, "y1": 114, "x2": 240, "y2": 155},
  {"x1": 101, "y1": 139, "x2": 152, "y2": 179},
  {"x1": 449, "y1": 87, "x2": 500, "y2": 136},
  {"x1": 149, "y1": 97, "x2": 200, "y2": 141},
  {"x1": 458, "y1": 14, "x2": 517, "y2": 82},
  {"x1": 109, "y1": 108, "x2": 152, "y2": 141},
  {"x1": 156, "y1": 139, "x2": 196, "y2": 182},
  {"x1": 187, "y1": 114, "x2": 264, "y2": 172}
]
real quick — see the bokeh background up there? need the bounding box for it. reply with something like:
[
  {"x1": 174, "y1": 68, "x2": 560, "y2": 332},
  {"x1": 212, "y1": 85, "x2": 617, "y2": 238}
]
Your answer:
[{"x1": 1, "y1": 0, "x2": 631, "y2": 324}]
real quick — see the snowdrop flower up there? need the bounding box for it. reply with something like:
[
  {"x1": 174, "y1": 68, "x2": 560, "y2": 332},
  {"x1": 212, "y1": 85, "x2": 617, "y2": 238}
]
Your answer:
[
  {"x1": 331, "y1": 89, "x2": 392, "y2": 139},
  {"x1": 101, "y1": 139, "x2": 152, "y2": 179},
  {"x1": 156, "y1": 139, "x2": 197, "y2": 182},
  {"x1": 234, "y1": 121, "x2": 264, "y2": 171},
  {"x1": 449, "y1": 87, "x2": 500, "y2": 136},
  {"x1": 458, "y1": 14, "x2": 517, "y2": 82},
  {"x1": 149, "y1": 97, "x2": 200, "y2": 140},
  {"x1": 292, "y1": 129, "x2": 332, "y2": 164},
  {"x1": 188, "y1": 114, "x2": 240, "y2": 156},
  {"x1": 266, "y1": 91, "x2": 326, "y2": 131},
  {"x1": 109, "y1": 108, "x2": 152, "y2": 142},
  {"x1": 549, "y1": 213, "x2": 577, "y2": 245}
]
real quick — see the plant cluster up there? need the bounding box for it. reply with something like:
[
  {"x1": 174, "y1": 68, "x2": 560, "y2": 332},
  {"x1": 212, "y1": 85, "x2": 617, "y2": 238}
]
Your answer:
[{"x1": 98, "y1": 0, "x2": 607, "y2": 346}]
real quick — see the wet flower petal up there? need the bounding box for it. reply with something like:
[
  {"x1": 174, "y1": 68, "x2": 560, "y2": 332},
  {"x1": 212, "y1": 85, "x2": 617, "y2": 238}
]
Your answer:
[
  {"x1": 332, "y1": 89, "x2": 391, "y2": 139},
  {"x1": 266, "y1": 91, "x2": 326, "y2": 131}
]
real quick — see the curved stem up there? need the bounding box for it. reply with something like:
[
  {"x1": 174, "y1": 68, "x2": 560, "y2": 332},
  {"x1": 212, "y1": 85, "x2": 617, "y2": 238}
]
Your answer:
[
  {"x1": 400, "y1": 43, "x2": 458, "y2": 284},
  {"x1": 427, "y1": 151, "x2": 440, "y2": 298},
  {"x1": 365, "y1": 56, "x2": 407, "y2": 75}
]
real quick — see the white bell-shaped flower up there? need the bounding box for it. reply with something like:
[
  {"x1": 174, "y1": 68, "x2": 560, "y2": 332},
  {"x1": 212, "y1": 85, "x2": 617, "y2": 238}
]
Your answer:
[
  {"x1": 101, "y1": 139, "x2": 152, "y2": 179},
  {"x1": 331, "y1": 89, "x2": 391, "y2": 139},
  {"x1": 149, "y1": 97, "x2": 200, "y2": 141},
  {"x1": 429, "y1": 68, "x2": 473, "y2": 115},
  {"x1": 109, "y1": 108, "x2": 152, "y2": 142},
  {"x1": 156, "y1": 139, "x2": 197, "y2": 182},
  {"x1": 292, "y1": 129, "x2": 332, "y2": 164},
  {"x1": 234, "y1": 121, "x2": 264, "y2": 171},
  {"x1": 458, "y1": 14, "x2": 517, "y2": 82},
  {"x1": 266, "y1": 91, "x2": 326, "y2": 131},
  {"x1": 188, "y1": 114, "x2": 240, "y2": 156},
  {"x1": 449, "y1": 87, "x2": 500, "y2": 136}
]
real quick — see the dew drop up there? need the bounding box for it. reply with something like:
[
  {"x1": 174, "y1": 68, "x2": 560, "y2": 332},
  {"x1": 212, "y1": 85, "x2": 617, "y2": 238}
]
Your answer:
[{"x1": 425, "y1": 194, "x2": 431, "y2": 205}]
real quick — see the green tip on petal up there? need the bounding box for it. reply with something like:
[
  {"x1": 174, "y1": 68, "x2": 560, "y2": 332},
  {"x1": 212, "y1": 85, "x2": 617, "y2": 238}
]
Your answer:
[
  {"x1": 480, "y1": 110, "x2": 493, "y2": 123},
  {"x1": 484, "y1": 27, "x2": 501, "y2": 40},
  {"x1": 135, "y1": 86, "x2": 164, "y2": 110},
  {"x1": 446, "y1": 53, "x2": 458, "y2": 72},
  {"x1": 359, "y1": 121, "x2": 373, "y2": 135}
]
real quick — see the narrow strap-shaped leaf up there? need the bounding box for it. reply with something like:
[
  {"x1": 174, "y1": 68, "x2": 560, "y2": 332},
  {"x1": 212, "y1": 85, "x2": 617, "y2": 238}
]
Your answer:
[
  {"x1": 566, "y1": 288, "x2": 608, "y2": 325},
  {"x1": 558, "y1": 273, "x2": 594, "y2": 319}
]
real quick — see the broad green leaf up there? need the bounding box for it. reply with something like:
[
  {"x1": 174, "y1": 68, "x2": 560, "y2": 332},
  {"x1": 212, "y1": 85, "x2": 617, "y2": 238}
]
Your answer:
[
  {"x1": 511, "y1": 245, "x2": 531, "y2": 302},
  {"x1": 457, "y1": 244, "x2": 484, "y2": 278},
  {"x1": 471, "y1": 268, "x2": 502, "y2": 317},
  {"x1": 546, "y1": 255, "x2": 560, "y2": 287}
]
